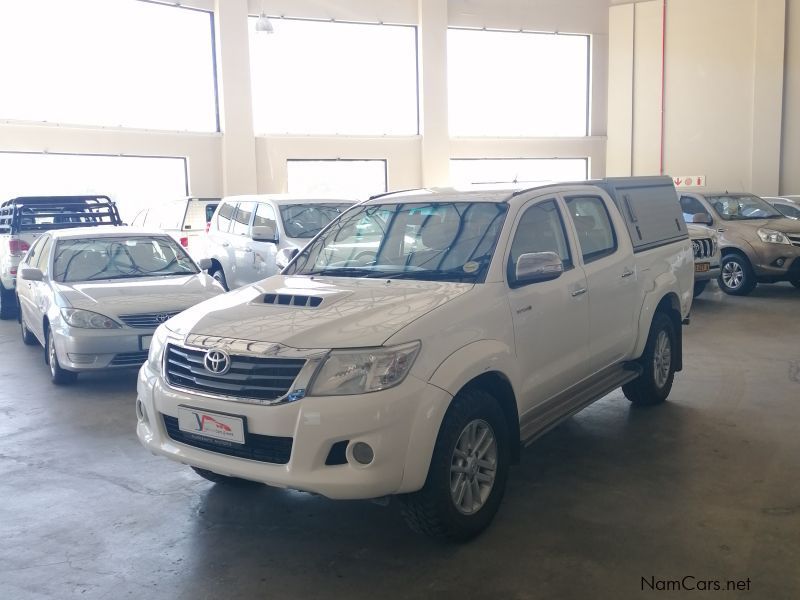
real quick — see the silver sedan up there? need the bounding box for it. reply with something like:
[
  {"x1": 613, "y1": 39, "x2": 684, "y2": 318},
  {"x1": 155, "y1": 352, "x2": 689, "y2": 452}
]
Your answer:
[{"x1": 16, "y1": 227, "x2": 225, "y2": 384}]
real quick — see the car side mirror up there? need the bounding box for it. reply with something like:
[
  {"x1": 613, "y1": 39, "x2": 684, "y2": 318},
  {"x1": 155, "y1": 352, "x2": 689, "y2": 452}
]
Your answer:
[
  {"x1": 196, "y1": 258, "x2": 212, "y2": 271},
  {"x1": 252, "y1": 225, "x2": 278, "y2": 244},
  {"x1": 691, "y1": 213, "x2": 713, "y2": 226},
  {"x1": 20, "y1": 267, "x2": 44, "y2": 282},
  {"x1": 514, "y1": 252, "x2": 564, "y2": 285}
]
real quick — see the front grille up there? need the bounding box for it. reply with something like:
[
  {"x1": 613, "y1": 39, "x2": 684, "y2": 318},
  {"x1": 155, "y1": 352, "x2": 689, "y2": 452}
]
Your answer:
[
  {"x1": 162, "y1": 414, "x2": 292, "y2": 464},
  {"x1": 787, "y1": 234, "x2": 800, "y2": 248},
  {"x1": 692, "y1": 238, "x2": 714, "y2": 258},
  {"x1": 165, "y1": 344, "x2": 305, "y2": 401},
  {"x1": 119, "y1": 311, "x2": 181, "y2": 329},
  {"x1": 110, "y1": 351, "x2": 149, "y2": 367}
]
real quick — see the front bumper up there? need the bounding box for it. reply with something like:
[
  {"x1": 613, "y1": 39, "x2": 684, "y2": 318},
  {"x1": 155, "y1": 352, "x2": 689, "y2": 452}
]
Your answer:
[
  {"x1": 136, "y1": 361, "x2": 453, "y2": 500},
  {"x1": 52, "y1": 324, "x2": 154, "y2": 371},
  {"x1": 750, "y1": 244, "x2": 800, "y2": 280}
]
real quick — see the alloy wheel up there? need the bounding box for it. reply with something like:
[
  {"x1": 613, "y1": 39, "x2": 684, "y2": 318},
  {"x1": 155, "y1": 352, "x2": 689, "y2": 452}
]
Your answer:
[
  {"x1": 653, "y1": 330, "x2": 672, "y2": 389},
  {"x1": 450, "y1": 419, "x2": 497, "y2": 515},
  {"x1": 721, "y1": 261, "x2": 744, "y2": 290}
]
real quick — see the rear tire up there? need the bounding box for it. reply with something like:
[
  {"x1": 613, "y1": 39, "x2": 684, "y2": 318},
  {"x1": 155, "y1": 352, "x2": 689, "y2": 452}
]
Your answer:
[
  {"x1": 211, "y1": 268, "x2": 229, "y2": 291},
  {"x1": 623, "y1": 312, "x2": 676, "y2": 406},
  {"x1": 693, "y1": 280, "x2": 709, "y2": 297},
  {"x1": 718, "y1": 254, "x2": 756, "y2": 296},
  {"x1": 0, "y1": 284, "x2": 18, "y2": 320},
  {"x1": 400, "y1": 388, "x2": 509, "y2": 541},
  {"x1": 191, "y1": 466, "x2": 259, "y2": 486},
  {"x1": 47, "y1": 328, "x2": 77, "y2": 385}
]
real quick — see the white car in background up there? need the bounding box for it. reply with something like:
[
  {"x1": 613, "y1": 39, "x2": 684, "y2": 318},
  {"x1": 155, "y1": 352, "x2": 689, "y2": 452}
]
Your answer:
[
  {"x1": 764, "y1": 196, "x2": 800, "y2": 220},
  {"x1": 16, "y1": 227, "x2": 225, "y2": 384},
  {"x1": 203, "y1": 195, "x2": 355, "y2": 290},
  {"x1": 131, "y1": 197, "x2": 220, "y2": 258}
]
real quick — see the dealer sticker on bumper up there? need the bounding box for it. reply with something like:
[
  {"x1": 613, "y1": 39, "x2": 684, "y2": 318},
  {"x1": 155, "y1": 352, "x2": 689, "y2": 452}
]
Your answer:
[{"x1": 177, "y1": 406, "x2": 245, "y2": 444}]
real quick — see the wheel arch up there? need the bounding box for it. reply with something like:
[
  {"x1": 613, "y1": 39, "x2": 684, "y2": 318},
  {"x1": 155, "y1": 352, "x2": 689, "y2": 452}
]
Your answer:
[{"x1": 633, "y1": 290, "x2": 683, "y2": 372}]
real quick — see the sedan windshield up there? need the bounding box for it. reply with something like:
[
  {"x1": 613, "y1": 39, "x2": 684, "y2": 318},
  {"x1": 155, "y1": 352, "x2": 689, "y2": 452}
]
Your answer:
[
  {"x1": 284, "y1": 201, "x2": 508, "y2": 283},
  {"x1": 709, "y1": 195, "x2": 783, "y2": 221},
  {"x1": 279, "y1": 203, "x2": 353, "y2": 239},
  {"x1": 53, "y1": 237, "x2": 198, "y2": 283}
]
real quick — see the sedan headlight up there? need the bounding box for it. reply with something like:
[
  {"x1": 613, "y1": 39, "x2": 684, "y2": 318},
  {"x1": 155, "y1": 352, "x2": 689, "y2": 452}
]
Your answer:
[
  {"x1": 61, "y1": 308, "x2": 121, "y2": 329},
  {"x1": 757, "y1": 228, "x2": 791, "y2": 244},
  {"x1": 309, "y1": 341, "x2": 421, "y2": 396},
  {"x1": 148, "y1": 324, "x2": 169, "y2": 367}
]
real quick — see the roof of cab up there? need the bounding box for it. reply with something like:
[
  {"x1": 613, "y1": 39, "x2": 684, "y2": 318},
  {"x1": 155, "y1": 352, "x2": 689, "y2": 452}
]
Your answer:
[{"x1": 220, "y1": 194, "x2": 357, "y2": 206}]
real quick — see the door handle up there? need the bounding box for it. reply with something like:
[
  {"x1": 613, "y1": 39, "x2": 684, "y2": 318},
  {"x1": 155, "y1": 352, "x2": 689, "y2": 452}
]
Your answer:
[
  {"x1": 621, "y1": 268, "x2": 634, "y2": 278},
  {"x1": 221, "y1": 242, "x2": 230, "y2": 248},
  {"x1": 244, "y1": 248, "x2": 253, "y2": 253},
  {"x1": 571, "y1": 288, "x2": 587, "y2": 297}
]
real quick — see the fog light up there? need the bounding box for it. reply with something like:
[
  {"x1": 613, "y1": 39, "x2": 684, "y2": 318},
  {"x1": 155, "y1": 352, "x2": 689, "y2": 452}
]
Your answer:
[
  {"x1": 136, "y1": 399, "x2": 149, "y2": 424},
  {"x1": 67, "y1": 353, "x2": 97, "y2": 364},
  {"x1": 352, "y1": 442, "x2": 374, "y2": 465},
  {"x1": 775, "y1": 257, "x2": 786, "y2": 267}
]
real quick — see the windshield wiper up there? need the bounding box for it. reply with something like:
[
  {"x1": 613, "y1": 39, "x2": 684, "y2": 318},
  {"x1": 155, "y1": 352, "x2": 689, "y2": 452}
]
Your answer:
[
  {"x1": 387, "y1": 269, "x2": 477, "y2": 282},
  {"x1": 304, "y1": 267, "x2": 397, "y2": 278}
]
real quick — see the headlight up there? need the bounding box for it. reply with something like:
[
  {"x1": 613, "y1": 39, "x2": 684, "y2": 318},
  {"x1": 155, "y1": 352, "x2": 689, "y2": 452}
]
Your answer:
[
  {"x1": 60, "y1": 308, "x2": 121, "y2": 329},
  {"x1": 757, "y1": 228, "x2": 791, "y2": 244},
  {"x1": 309, "y1": 341, "x2": 421, "y2": 396},
  {"x1": 148, "y1": 324, "x2": 169, "y2": 366}
]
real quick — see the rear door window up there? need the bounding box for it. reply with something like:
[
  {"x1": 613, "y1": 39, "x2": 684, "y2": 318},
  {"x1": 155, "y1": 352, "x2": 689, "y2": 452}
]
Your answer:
[
  {"x1": 215, "y1": 202, "x2": 235, "y2": 233},
  {"x1": 231, "y1": 202, "x2": 255, "y2": 236},
  {"x1": 565, "y1": 196, "x2": 617, "y2": 263}
]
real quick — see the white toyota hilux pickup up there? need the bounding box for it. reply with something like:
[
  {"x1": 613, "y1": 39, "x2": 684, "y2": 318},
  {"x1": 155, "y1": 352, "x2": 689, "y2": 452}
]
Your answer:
[{"x1": 137, "y1": 176, "x2": 694, "y2": 540}]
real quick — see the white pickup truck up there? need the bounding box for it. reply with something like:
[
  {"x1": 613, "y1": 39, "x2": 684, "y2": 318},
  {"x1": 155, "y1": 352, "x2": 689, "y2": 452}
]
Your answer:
[{"x1": 136, "y1": 176, "x2": 694, "y2": 540}]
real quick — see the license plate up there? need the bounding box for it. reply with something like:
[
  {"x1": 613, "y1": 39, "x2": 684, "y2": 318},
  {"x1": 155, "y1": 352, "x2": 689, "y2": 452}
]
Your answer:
[
  {"x1": 140, "y1": 335, "x2": 153, "y2": 351},
  {"x1": 695, "y1": 263, "x2": 710, "y2": 273},
  {"x1": 177, "y1": 406, "x2": 245, "y2": 444}
]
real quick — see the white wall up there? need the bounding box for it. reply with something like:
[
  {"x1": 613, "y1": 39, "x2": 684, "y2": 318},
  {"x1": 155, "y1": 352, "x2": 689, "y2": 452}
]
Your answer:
[
  {"x1": 607, "y1": 0, "x2": 794, "y2": 196},
  {"x1": 782, "y1": 0, "x2": 800, "y2": 193},
  {"x1": 0, "y1": 0, "x2": 609, "y2": 197}
]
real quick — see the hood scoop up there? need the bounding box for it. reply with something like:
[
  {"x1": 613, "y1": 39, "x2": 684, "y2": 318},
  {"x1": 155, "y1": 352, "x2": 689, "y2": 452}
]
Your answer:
[{"x1": 263, "y1": 293, "x2": 323, "y2": 308}]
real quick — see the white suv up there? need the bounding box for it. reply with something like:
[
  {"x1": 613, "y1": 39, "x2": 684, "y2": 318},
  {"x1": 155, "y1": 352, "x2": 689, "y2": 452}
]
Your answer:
[
  {"x1": 137, "y1": 177, "x2": 693, "y2": 539},
  {"x1": 202, "y1": 195, "x2": 355, "y2": 290}
]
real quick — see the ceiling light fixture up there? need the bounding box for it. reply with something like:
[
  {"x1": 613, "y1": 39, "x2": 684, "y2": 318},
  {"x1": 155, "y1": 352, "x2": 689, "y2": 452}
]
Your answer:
[{"x1": 255, "y1": 12, "x2": 274, "y2": 33}]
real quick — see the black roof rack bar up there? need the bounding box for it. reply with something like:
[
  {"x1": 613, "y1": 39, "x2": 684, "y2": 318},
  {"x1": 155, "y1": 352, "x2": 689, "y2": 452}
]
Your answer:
[{"x1": 368, "y1": 188, "x2": 427, "y2": 201}]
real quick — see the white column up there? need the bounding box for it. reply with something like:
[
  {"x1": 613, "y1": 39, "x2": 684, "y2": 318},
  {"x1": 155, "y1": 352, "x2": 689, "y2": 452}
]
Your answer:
[
  {"x1": 214, "y1": 0, "x2": 258, "y2": 195},
  {"x1": 417, "y1": 0, "x2": 450, "y2": 187},
  {"x1": 606, "y1": 3, "x2": 635, "y2": 176},
  {"x1": 750, "y1": 0, "x2": 785, "y2": 196}
]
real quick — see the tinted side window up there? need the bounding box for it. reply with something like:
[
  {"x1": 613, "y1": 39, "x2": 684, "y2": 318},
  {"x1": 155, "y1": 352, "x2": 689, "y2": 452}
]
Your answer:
[
  {"x1": 216, "y1": 202, "x2": 235, "y2": 233},
  {"x1": 231, "y1": 202, "x2": 255, "y2": 235},
  {"x1": 24, "y1": 236, "x2": 45, "y2": 265},
  {"x1": 253, "y1": 202, "x2": 277, "y2": 229},
  {"x1": 680, "y1": 196, "x2": 710, "y2": 222},
  {"x1": 566, "y1": 196, "x2": 617, "y2": 263},
  {"x1": 507, "y1": 199, "x2": 572, "y2": 282},
  {"x1": 777, "y1": 203, "x2": 800, "y2": 219}
]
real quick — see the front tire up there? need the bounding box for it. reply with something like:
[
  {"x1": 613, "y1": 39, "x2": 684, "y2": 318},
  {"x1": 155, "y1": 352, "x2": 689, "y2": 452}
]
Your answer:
[
  {"x1": 20, "y1": 313, "x2": 36, "y2": 345},
  {"x1": 718, "y1": 254, "x2": 756, "y2": 296},
  {"x1": 211, "y1": 268, "x2": 229, "y2": 291},
  {"x1": 623, "y1": 312, "x2": 676, "y2": 406},
  {"x1": 693, "y1": 280, "x2": 709, "y2": 297},
  {"x1": 400, "y1": 388, "x2": 509, "y2": 541},
  {"x1": 0, "y1": 284, "x2": 18, "y2": 320},
  {"x1": 790, "y1": 279, "x2": 800, "y2": 290},
  {"x1": 47, "y1": 328, "x2": 77, "y2": 385}
]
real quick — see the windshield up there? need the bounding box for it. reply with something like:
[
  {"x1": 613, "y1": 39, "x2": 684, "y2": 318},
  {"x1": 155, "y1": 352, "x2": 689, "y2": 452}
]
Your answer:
[
  {"x1": 284, "y1": 201, "x2": 509, "y2": 283},
  {"x1": 708, "y1": 195, "x2": 783, "y2": 221},
  {"x1": 53, "y1": 236, "x2": 198, "y2": 283},
  {"x1": 279, "y1": 203, "x2": 353, "y2": 238}
]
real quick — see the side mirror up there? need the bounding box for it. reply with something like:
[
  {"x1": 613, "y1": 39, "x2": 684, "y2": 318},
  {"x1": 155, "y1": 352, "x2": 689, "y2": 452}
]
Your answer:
[
  {"x1": 691, "y1": 213, "x2": 713, "y2": 226},
  {"x1": 19, "y1": 267, "x2": 44, "y2": 282},
  {"x1": 196, "y1": 258, "x2": 212, "y2": 271},
  {"x1": 252, "y1": 225, "x2": 278, "y2": 244},
  {"x1": 514, "y1": 252, "x2": 564, "y2": 285}
]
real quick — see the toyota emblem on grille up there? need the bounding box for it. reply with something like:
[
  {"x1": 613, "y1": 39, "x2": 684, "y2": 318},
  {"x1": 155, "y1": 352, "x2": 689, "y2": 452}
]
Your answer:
[
  {"x1": 692, "y1": 240, "x2": 701, "y2": 255},
  {"x1": 204, "y1": 349, "x2": 231, "y2": 375},
  {"x1": 155, "y1": 313, "x2": 170, "y2": 324}
]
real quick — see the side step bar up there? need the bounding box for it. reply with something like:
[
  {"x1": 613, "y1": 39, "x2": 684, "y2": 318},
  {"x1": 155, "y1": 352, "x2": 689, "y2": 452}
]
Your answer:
[{"x1": 520, "y1": 362, "x2": 643, "y2": 447}]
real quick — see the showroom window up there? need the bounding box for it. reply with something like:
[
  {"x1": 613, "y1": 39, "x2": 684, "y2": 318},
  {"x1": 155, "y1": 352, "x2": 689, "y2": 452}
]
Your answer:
[
  {"x1": 0, "y1": 0, "x2": 218, "y2": 131},
  {"x1": 249, "y1": 18, "x2": 418, "y2": 135},
  {"x1": 448, "y1": 29, "x2": 590, "y2": 137},
  {"x1": 0, "y1": 152, "x2": 188, "y2": 223},
  {"x1": 450, "y1": 158, "x2": 588, "y2": 187},
  {"x1": 287, "y1": 160, "x2": 388, "y2": 199}
]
